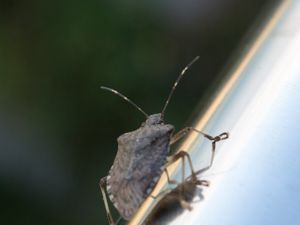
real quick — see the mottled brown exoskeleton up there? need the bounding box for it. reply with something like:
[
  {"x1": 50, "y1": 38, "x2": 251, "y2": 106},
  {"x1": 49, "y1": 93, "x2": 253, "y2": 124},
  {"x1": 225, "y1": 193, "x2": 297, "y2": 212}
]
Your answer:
[{"x1": 99, "y1": 56, "x2": 228, "y2": 225}]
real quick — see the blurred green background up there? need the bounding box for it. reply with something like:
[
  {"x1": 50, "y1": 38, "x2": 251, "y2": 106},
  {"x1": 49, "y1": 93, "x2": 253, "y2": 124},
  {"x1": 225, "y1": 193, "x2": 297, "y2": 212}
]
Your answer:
[{"x1": 0, "y1": 0, "x2": 268, "y2": 224}]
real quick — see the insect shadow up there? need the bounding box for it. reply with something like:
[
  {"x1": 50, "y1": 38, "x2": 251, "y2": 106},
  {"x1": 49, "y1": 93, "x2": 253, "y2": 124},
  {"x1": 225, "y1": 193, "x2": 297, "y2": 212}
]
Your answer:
[
  {"x1": 144, "y1": 175, "x2": 205, "y2": 225},
  {"x1": 99, "y1": 56, "x2": 229, "y2": 225},
  {"x1": 144, "y1": 132, "x2": 228, "y2": 225}
]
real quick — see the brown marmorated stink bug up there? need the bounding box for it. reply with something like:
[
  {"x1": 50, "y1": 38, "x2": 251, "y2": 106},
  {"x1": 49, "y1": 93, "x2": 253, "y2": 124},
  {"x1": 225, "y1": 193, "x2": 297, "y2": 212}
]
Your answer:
[{"x1": 99, "y1": 56, "x2": 229, "y2": 225}]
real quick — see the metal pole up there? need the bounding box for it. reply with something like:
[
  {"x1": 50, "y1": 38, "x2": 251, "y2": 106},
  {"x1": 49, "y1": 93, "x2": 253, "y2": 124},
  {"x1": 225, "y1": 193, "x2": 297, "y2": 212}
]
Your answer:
[{"x1": 129, "y1": 0, "x2": 300, "y2": 224}]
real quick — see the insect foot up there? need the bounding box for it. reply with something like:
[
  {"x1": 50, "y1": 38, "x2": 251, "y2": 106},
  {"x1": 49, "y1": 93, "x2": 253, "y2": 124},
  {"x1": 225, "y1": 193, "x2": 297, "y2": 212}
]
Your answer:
[{"x1": 98, "y1": 56, "x2": 228, "y2": 225}]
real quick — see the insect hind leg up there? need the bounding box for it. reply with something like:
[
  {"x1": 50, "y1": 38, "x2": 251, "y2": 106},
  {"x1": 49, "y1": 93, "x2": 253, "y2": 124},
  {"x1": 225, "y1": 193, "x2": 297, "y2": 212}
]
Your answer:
[{"x1": 99, "y1": 177, "x2": 115, "y2": 225}]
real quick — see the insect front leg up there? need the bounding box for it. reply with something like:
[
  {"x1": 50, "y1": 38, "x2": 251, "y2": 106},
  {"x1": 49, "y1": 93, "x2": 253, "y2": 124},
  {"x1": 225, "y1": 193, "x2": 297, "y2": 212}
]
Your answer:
[
  {"x1": 170, "y1": 127, "x2": 228, "y2": 145},
  {"x1": 194, "y1": 132, "x2": 229, "y2": 176},
  {"x1": 167, "y1": 131, "x2": 229, "y2": 191},
  {"x1": 99, "y1": 177, "x2": 115, "y2": 225},
  {"x1": 170, "y1": 128, "x2": 229, "y2": 175}
]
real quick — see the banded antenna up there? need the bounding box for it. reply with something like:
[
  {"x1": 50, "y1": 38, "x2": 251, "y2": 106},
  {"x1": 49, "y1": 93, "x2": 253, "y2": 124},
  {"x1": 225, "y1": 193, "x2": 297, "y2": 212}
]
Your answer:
[
  {"x1": 101, "y1": 86, "x2": 149, "y2": 118},
  {"x1": 161, "y1": 56, "x2": 200, "y2": 120}
]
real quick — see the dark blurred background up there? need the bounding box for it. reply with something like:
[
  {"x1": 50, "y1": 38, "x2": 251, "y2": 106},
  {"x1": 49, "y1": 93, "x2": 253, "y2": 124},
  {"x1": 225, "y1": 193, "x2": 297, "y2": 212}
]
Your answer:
[{"x1": 0, "y1": 0, "x2": 269, "y2": 224}]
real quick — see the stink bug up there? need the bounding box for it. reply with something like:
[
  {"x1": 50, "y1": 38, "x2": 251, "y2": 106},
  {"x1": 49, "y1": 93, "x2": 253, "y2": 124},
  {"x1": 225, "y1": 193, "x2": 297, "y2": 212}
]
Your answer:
[{"x1": 99, "y1": 56, "x2": 227, "y2": 225}]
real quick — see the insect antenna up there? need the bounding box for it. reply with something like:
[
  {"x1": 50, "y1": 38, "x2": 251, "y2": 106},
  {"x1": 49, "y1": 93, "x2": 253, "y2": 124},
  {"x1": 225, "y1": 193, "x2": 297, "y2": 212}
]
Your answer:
[
  {"x1": 101, "y1": 86, "x2": 149, "y2": 118},
  {"x1": 161, "y1": 56, "x2": 200, "y2": 120}
]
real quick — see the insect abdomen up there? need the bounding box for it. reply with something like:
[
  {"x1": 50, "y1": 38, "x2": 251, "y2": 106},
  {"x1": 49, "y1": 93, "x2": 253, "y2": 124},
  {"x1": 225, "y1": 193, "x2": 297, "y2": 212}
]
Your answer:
[{"x1": 107, "y1": 124, "x2": 173, "y2": 220}]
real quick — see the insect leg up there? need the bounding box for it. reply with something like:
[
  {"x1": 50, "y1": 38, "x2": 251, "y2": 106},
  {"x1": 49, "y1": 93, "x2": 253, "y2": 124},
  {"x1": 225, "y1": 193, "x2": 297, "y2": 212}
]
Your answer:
[
  {"x1": 150, "y1": 169, "x2": 178, "y2": 199},
  {"x1": 169, "y1": 131, "x2": 229, "y2": 183},
  {"x1": 165, "y1": 150, "x2": 196, "y2": 195},
  {"x1": 99, "y1": 177, "x2": 115, "y2": 225},
  {"x1": 164, "y1": 168, "x2": 178, "y2": 185},
  {"x1": 166, "y1": 151, "x2": 195, "y2": 177},
  {"x1": 165, "y1": 152, "x2": 199, "y2": 210},
  {"x1": 194, "y1": 132, "x2": 229, "y2": 176},
  {"x1": 170, "y1": 129, "x2": 229, "y2": 175},
  {"x1": 170, "y1": 127, "x2": 228, "y2": 145},
  {"x1": 151, "y1": 153, "x2": 191, "y2": 200}
]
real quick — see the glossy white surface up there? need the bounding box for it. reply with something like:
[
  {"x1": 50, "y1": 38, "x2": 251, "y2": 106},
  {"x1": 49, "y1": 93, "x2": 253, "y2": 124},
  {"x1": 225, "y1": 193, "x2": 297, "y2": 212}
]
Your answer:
[
  {"x1": 169, "y1": 0, "x2": 300, "y2": 224},
  {"x1": 130, "y1": 0, "x2": 300, "y2": 224}
]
